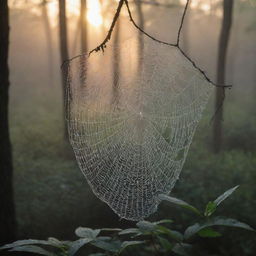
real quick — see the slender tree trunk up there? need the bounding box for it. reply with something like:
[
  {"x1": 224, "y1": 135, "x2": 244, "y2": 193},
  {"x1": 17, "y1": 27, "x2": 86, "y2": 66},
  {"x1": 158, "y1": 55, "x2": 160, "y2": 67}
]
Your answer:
[
  {"x1": 112, "y1": 18, "x2": 120, "y2": 107},
  {"x1": 58, "y1": 0, "x2": 69, "y2": 137},
  {"x1": 80, "y1": 0, "x2": 88, "y2": 88},
  {"x1": 213, "y1": 0, "x2": 233, "y2": 153},
  {"x1": 0, "y1": 0, "x2": 17, "y2": 245},
  {"x1": 134, "y1": 0, "x2": 144, "y2": 113},
  {"x1": 80, "y1": 0, "x2": 88, "y2": 53},
  {"x1": 136, "y1": 0, "x2": 144, "y2": 69},
  {"x1": 41, "y1": 0, "x2": 54, "y2": 86}
]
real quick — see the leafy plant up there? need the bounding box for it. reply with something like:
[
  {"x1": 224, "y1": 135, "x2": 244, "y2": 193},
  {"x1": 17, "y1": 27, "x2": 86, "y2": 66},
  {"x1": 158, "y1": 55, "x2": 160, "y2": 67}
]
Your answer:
[{"x1": 1, "y1": 186, "x2": 254, "y2": 256}]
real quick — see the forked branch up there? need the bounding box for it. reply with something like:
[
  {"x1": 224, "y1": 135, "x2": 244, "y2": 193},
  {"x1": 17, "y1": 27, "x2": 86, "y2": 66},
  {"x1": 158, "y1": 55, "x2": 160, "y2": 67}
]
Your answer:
[{"x1": 89, "y1": 0, "x2": 232, "y2": 89}]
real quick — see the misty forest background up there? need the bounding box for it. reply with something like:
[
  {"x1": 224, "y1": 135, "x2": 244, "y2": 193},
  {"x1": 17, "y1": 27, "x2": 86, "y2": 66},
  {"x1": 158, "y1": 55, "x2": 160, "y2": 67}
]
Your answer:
[{"x1": 0, "y1": 0, "x2": 256, "y2": 255}]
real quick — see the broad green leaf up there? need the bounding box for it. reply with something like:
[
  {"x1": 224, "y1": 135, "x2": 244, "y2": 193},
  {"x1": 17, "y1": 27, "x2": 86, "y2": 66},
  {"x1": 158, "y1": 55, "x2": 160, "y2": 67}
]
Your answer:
[
  {"x1": 156, "y1": 226, "x2": 183, "y2": 241},
  {"x1": 0, "y1": 239, "x2": 52, "y2": 250},
  {"x1": 184, "y1": 217, "x2": 254, "y2": 240},
  {"x1": 47, "y1": 237, "x2": 71, "y2": 248},
  {"x1": 154, "y1": 219, "x2": 173, "y2": 225},
  {"x1": 119, "y1": 228, "x2": 141, "y2": 236},
  {"x1": 136, "y1": 220, "x2": 179, "y2": 240},
  {"x1": 157, "y1": 236, "x2": 173, "y2": 251},
  {"x1": 136, "y1": 221, "x2": 156, "y2": 232},
  {"x1": 75, "y1": 227, "x2": 100, "y2": 239},
  {"x1": 159, "y1": 194, "x2": 201, "y2": 216},
  {"x1": 91, "y1": 239, "x2": 122, "y2": 253},
  {"x1": 120, "y1": 241, "x2": 144, "y2": 252},
  {"x1": 96, "y1": 236, "x2": 112, "y2": 241},
  {"x1": 198, "y1": 228, "x2": 222, "y2": 238},
  {"x1": 9, "y1": 245, "x2": 55, "y2": 256},
  {"x1": 68, "y1": 238, "x2": 92, "y2": 256},
  {"x1": 214, "y1": 185, "x2": 239, "y2": 206},
  {"x1": 204, "y1": 186, "x2": 239, "y2": 217},
  {"x1": 47, "y1": 238, "x2": 61, "y2": 246},
  {"x1": 204, "y1": 201, "x2": 217, "y2": 217}
]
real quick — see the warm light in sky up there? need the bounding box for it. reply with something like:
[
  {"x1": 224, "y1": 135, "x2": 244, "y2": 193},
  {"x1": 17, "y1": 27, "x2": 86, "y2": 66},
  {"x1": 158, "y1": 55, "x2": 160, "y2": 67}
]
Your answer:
[{"x1": 87, "y1": 0, "x2": 103, "y2": 27}]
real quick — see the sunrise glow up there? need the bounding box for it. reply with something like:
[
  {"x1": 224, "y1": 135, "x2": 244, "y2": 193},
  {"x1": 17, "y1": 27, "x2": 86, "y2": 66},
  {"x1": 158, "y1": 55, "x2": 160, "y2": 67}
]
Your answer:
[{"x1": 87, "y1": 0, "x2": 103, "y2": 27}]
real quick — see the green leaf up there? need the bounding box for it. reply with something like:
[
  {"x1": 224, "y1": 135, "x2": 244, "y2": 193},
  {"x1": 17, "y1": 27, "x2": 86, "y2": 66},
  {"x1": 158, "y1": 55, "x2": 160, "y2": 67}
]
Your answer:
[
  {"x1": 120, "y1": 241, "x2": 144, "y2": 252},
  {"x1": 157, "y1": 236, "x2": 173, "y2": 251},
  {"x1": 204, "y1": 186, "x2": 240, "y2": 217},
  {"x1": 156, "y1": 226, "x2": 183, "y2": 241},
  {"x1": 214, "y1": 185, "x2": 239, "y2": 206},
  {"x1": 96, "y1": 236, "x2": 112, "y2": 241},
  {"x1": 136, "y1": 220, "x2": 180, "y2": 241},
  {"x1": 198, "y1": 228, "x2": 222, "y2": 238},
  {"x1": 47, "y1": 237, "x2": 71, "y2": 248},
  {"x1": 154, "y1": 219, "x2": 173, "y2": 225},
  {"x1": 136, "y1": 220, "x2": 175, "y2": 237},
  {"x1": 204, "y1": 201, "x2": 217, "y2": 217},
  {"x1": 159, "y1": 194, "x2": 201, "y2": 216},
  {"x1": 119, "y1": 228, "x2": 142, "y2": 236},
  {"x1": 91, "y1": 239, "x2": 122, "y2": 253},
  {"x1": 68, "y1": 238, "x2": 92, "y2": 256},
  {"x1": 47, "y1": 238, "x2": 61, "y2": 246},
  {"x1": 0, "y1": 239, "x2": 52, "y2": 250},
  {"x1": 75, "y1": 227, "x2": 100, "y2": 239},
  {"x1": 9, "y1": 245, "x2": 55, "y2": 256},
  {"x1": 184, "y1": 217, "x2": 254, "y2": 240},
  {"x1": 136, "y1": 221, "x2": 156, "y2": 232}
]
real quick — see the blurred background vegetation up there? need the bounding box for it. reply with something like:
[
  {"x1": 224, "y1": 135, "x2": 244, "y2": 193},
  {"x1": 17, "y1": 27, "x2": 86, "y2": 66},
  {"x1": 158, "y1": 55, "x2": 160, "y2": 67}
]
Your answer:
[{"x1": 1, "y1": 0, "x2": 256, "y2": 255}]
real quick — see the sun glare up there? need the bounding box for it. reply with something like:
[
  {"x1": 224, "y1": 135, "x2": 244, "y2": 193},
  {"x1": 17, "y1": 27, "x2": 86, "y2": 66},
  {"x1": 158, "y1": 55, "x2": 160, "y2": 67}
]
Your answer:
[{"x1": 87, "y1": 0, "x2": 103, "y2": 27}]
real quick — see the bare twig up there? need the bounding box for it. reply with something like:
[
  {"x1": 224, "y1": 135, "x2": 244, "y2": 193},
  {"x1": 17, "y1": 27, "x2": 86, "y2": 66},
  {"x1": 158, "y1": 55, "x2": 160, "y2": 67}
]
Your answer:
[
  {"x1": 89, "y1": 0, "x2": 125, "y2": 55},
  {"x1": 176, "y1": 0, "x2": 189, "y2": 46},
  {"x1": 177, "y1": 48, "x2": 231, "y2": 88},
  {"x1": 125, "y1": 0, "x2": 176, "y2": 47}
]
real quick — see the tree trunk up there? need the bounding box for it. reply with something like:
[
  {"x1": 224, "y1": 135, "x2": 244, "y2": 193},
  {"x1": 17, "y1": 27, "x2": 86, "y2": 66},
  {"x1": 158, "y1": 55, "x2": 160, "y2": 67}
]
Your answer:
[
  {"x1": 112, "y1": 18, "x2": 120, "y2": 107},
  {"x1": 58, "y1": 0, "x2": 69, "y2": 137},
  {"x1": 0, "y1": 0, "x2": 17, "y2": 245},
  {"x1": 134, "y1": 0, "x2": 144, "y2": 111},
  {"x1": 136, "y1": 0, "x2": 144, "y2": 69},
  {"x1": 41, "y1": 0, "x2": 53, "y2": 87},
  {"x1": 213, "y1": 0, "x2": 234, "y2": 153},
  {"x1": 80, "y1": 0, "x2": 88, "y2": 53}
]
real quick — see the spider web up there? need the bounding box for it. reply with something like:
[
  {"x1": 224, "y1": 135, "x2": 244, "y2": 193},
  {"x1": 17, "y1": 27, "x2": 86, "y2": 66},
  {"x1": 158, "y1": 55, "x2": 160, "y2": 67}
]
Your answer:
[{"x1": 64, "y1": 36, "x2": 213, "y2": 221}]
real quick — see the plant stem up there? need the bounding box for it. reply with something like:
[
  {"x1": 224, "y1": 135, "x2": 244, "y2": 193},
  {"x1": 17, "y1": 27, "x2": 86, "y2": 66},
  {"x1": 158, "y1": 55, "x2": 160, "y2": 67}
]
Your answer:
[{"x1": 151, "y1": 235, "x2": 160, "y2": 256}]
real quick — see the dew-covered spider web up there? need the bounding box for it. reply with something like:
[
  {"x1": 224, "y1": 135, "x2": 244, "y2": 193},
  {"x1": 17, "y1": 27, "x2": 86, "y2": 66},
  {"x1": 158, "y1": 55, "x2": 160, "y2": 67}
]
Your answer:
[{"x1": 64, "y1": 36, "x2": 213, "y2": 221}]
